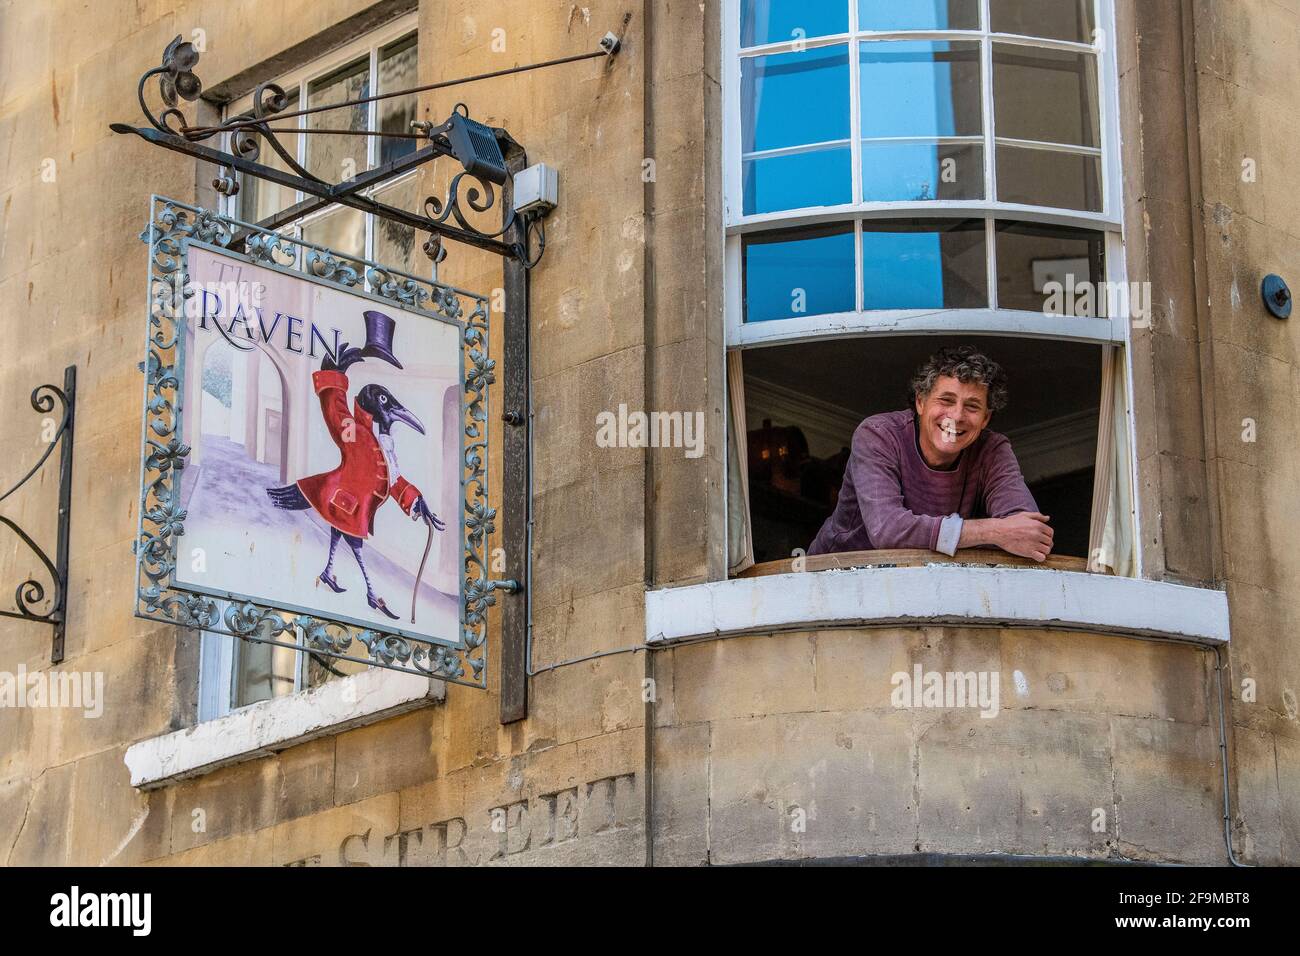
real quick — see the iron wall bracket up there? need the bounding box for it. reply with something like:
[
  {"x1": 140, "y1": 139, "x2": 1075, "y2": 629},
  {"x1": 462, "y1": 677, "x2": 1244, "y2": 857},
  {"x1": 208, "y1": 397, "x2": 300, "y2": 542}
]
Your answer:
[
  {"x1": 0, "y1": 366, "x2": 76, "y2": 663},
  {"x1": 104, "y1": 27, "x2": 619, "y2": 269},
  {"x1": 108, "y1": 125, "x2": 533, "y2": 263}
]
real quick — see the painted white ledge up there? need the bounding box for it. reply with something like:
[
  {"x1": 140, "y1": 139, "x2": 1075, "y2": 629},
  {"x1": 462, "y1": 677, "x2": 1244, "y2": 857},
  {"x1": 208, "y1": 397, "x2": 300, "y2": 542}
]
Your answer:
[
  {"x1": 125, "y1": 668, "x2": 444, "y2": 790},
  {"x1": 645, "y1": 566, "x2": 1230, "y2": 647}
]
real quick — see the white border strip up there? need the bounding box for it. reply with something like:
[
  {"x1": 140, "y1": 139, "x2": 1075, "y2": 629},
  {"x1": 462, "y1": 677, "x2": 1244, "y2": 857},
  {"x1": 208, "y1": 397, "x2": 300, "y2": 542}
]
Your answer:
[
  {"x1": 645, "y1": 567, "x2": 1229, "y2": 646},
  {"x1": 730, "y1": 307, "x2": 1121, "y2": 347},
  {"x1": 125, "y1": 669, "x2": 444, "y2": 789}
]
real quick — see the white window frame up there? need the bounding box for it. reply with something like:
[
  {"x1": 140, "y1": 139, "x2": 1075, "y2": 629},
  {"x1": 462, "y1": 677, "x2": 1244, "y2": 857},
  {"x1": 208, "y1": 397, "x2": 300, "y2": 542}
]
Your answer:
[
  {"x1": 220, "y1": 12, "x2": 425, "y2": 275},
  {"x1": 194, "y1": 12, "x2": 433, "y2": 729},
  {"x1": 722, "y1": 0, "x2": 1144, "y2": 580},
  {"x1": 197, "y1": 614, "x2": 306, "y2": 722},
  {"x1": 722, "y1": 0, "x2": 1127, "y2": 348}
]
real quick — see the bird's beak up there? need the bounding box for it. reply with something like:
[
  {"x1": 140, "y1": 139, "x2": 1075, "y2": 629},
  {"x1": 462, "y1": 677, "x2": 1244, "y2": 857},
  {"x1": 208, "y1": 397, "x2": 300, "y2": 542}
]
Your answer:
[{"x1": 390, "y1": 402, "x2": 425, "y2": 435}]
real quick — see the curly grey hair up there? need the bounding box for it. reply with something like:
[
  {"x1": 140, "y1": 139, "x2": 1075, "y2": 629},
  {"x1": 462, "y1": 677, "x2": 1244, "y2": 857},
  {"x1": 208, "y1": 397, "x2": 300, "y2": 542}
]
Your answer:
[{"x1": 909, "y1": 345, "x2": 1009, "y2": 412}]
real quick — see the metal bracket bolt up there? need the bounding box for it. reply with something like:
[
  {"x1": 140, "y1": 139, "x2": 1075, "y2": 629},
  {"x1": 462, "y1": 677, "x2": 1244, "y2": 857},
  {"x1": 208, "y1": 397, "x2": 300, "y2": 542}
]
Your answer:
[{"x1": 1262, "y1": 274, "x2": 1291, "y2": 319}]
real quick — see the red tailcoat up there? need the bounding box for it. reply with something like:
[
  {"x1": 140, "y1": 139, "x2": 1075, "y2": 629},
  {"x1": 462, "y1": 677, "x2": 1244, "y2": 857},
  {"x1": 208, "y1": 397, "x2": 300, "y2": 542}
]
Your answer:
[{"x1": 296, "y1": 370, "x2": 421, "y2": 538}]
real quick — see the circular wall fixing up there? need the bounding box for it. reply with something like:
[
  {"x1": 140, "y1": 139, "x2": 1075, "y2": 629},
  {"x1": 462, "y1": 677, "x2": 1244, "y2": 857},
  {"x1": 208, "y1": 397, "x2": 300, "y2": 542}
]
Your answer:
[{"x1": 1261, "y1": 274, "x2": 1291, "y2": 319}]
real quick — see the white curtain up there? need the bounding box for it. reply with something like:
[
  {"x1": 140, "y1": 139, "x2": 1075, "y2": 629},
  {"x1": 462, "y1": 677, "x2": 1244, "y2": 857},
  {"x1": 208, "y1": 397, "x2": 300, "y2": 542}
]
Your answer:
[
  {"x1": 1087, "y1": 346, "x2": 1136, "y2": 575},
  {"x1": 727, "y1": 350, "x2": 755, "y2": 574}
]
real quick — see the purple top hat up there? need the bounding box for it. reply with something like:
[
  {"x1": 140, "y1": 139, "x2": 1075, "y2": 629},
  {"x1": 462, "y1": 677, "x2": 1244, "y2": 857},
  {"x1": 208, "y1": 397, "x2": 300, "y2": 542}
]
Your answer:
[{"x1": 359, "y1": 310, "x2": 404, "y2": 369}]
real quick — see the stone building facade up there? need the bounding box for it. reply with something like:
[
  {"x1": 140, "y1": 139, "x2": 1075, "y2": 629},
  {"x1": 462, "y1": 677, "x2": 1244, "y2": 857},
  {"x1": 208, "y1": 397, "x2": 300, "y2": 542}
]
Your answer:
[{"x1": 0, "y1": 0, "x2": 1295, "y2": 866}]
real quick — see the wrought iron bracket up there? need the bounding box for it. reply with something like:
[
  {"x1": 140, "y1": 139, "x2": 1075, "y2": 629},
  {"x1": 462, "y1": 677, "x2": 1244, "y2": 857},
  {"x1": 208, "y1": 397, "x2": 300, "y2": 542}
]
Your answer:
[
  {"x1": 107, "y1": 26, "x2": 625, "y2": 269},
  {"x1": 108, "y1": 126, "x2": 533, "y2": 262},
  {"x1": 0, "y1": 366, "x2": 76, "y2": 663}
]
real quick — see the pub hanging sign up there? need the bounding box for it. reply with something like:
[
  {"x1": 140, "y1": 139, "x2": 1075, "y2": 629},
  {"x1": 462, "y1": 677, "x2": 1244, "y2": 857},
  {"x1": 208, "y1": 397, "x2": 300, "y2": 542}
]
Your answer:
[{"x1": 134, "y1": 197, "x2": 498, "y2": 686}]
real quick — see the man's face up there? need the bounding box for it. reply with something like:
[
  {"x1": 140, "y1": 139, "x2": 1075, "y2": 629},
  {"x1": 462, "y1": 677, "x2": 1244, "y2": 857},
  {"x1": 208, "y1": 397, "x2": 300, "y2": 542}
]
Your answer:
[{"x1": 914, "y1": 375, "x2": 993, "y2": 463}]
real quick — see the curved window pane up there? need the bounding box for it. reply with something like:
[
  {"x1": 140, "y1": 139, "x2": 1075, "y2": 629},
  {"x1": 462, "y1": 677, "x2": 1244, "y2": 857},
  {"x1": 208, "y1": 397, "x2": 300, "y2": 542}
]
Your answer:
[
  {"x1": 302, "y1": 207, "x2": 366, "y2": 277},
  {"x1": 995, "y1": 221, "x2": 1104, "y2": 314},
  {"x1": 997, "y1": 145, "x2": 1102, "y2": 211},
  {"x1": 858, "y1": 0, "x2": 980, "y2": 31},
  {"x1": 861, "y1": 141, "x2": 984, "y2": 201},
  {"x1": 234, "y1": 638, "x2": 298, "y2": 707},
  {"x1": 741, "y1": 0, "x2": 849, "y2": 48},
  {"x1": 859, "y1": 41, "x2": 982, "y2": 139},
  {"x1": 373, "y1": 177, "x2": 421, "y2": 275},
  {"x1": 861, "y1": 219, "x2": 987, "y2": 309},
  {"x1": 377, "y1": 34, "x2": 419, "y2": 166},
  {"x1": 307, "y1": 58, "x2": 370, "y2": 180},
  {"x1": 744, "y1": 224, "x2": 855, "y2": 322},
  {"x1": 743, "y1": 45, "x2": 850, "y2": 153},
  {"x1": 991, "y1": 0, "x2": 1097, "y2": 44},
  {"x1": 237, "y1": 126, "x2": 298, "y2": 223},
  {"x1": 993, "y1": 45, "x2": 1099, "y2": 148},
  {"x1": 744, "y1": 147, "x2": 853, "y2": 214}
]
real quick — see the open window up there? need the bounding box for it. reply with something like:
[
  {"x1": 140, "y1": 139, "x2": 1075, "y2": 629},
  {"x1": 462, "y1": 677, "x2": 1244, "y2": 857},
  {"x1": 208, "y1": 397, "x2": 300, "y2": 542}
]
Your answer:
[
  {"x1": 724, "y1": 0, "x2": 1133, "y2": 578},
  {"x1": 727, "y1": 334, "x2": 1135, "y2": 576}
]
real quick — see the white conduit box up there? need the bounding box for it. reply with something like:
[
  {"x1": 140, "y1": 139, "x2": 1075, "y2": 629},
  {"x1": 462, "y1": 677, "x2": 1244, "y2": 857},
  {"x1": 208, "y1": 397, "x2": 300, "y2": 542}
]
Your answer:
[{"x1": 513, "y1": 163, "x2": 559, "y2": 215}]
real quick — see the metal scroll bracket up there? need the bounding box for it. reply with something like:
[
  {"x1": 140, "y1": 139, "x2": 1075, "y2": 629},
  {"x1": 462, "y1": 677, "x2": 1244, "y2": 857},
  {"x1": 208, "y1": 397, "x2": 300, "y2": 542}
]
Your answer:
[{"x1": 0, "y1": 365, "x2": 76, "y2": 663}]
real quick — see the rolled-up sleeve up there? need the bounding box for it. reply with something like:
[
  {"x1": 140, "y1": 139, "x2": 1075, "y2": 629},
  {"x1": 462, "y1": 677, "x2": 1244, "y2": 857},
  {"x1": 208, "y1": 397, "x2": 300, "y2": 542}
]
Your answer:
[
  {"x1": 853, "y1": 422, "x2": 944, "y2": 551},
  {"x1": 935, "y1": 514, "x2": 964, "y2": 555}
]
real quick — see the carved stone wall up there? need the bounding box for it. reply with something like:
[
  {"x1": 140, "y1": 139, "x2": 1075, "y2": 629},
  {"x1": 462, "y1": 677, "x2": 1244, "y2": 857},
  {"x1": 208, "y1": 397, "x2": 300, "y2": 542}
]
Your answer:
[{"x1": 0, "y1": 0, "x2": 1295, "y2": 867}]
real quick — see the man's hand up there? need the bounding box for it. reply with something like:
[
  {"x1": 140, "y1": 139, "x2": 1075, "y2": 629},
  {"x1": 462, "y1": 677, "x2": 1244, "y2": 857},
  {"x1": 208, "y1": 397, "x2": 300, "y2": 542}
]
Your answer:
[
  {"x1": 412, "y1": 496, "x2": 446, "y2": 530},
  {"x1": 959, "y1": 512, "x2": 1054, "y2": 562},
  {"x1": 993, "y1": 511, "x2": 1054, "y2": 562},
  {"x1": 321, "y1": 340, "x2": 366, "y2": 374}
]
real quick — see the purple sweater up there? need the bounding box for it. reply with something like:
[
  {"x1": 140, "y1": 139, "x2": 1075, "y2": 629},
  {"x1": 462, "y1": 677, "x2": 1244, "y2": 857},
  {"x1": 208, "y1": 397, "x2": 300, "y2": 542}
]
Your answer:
[{"x1": 808, "y1": 410, "x2": 1038, "y2": 556}]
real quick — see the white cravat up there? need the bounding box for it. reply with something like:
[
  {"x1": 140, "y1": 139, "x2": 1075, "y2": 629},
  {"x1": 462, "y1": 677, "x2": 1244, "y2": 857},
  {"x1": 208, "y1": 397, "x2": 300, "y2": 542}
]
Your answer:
[{"x1": 377, "y1": 431, "x2": 401, "y2": 481}]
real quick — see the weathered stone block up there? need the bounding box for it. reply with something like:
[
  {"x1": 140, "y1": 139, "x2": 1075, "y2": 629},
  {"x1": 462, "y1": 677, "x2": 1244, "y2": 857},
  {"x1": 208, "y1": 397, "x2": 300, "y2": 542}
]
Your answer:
[
  {"x1": 649, "y1": 722, "x2": 709, "y2": 866},
  {"x1": 6, "y1": 760, "x2": 74, "y2": 866},
  {"x1": 917, "y1": 709, "x2": 1114, "y2": 859},
  {"x1": 709, "y1": 709, "x2": 916, "y2": 864},
  {"x1": 1111, "y1": 715, "x2": 1223, "y2": 864},
  {"x1": 270, "y1": 792, "x2": 400, "y2": 866},
  {"x1": 668, "y1": 631, "x2": 818, "y2": 725},
  {"x1": 335, "y1": 707, "x2": 438, "y2": 805},
  {"x1": 1000, "y1": 628, "x2": 1211, "y2": 726}
]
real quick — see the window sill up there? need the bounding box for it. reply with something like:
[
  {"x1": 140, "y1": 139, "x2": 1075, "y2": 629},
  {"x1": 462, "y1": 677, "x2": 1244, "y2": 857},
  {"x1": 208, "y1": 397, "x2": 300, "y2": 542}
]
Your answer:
[
  {"x1": 124, "y1": 668, "x2": 444, "y2": 790},
  {"x1": 646, "y1": 563, "x2": 1229, "y2": 647},
  {"x1": 738, "y1": 547, "x2": 1089, "y2": 577}
]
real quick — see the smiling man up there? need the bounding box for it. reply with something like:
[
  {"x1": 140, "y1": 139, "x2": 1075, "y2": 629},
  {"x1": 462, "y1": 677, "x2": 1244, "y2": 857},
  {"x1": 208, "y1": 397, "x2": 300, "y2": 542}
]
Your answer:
[{"x1": 808, "y1": 345, "x2": 1054, "y2": 562}]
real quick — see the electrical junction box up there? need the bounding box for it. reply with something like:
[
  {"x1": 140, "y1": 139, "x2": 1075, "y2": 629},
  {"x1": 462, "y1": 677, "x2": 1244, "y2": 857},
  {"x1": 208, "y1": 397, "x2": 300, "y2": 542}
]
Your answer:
[{"x1": 513, "y1": 163, "x2": 558, "y2": 215}]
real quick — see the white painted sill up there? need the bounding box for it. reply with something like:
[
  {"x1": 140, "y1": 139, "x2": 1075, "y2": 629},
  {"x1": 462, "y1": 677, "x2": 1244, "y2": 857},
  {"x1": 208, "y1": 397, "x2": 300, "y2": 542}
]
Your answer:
[
  {"x1": 125, "y1": 668, "x2": 444, "y2": 790},
  {"x1": 645, "y1": 565, "x2": 1230, "y2": 647}
]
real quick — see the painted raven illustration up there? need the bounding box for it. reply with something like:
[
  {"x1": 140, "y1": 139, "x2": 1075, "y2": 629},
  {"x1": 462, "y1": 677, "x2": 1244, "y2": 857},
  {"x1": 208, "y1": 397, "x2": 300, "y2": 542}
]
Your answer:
[{"x1": 267, "y1": 311, "x2": 445, "y2": 619}]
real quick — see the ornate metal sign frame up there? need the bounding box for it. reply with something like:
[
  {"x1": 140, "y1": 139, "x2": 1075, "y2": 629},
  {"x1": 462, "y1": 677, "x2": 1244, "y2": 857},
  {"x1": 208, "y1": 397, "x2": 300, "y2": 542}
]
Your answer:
[
  {"x1": 134, "y1": 196, "x2": 505, "y2": 687},
  {"x1": 109, "y1": 25, "x2": 632, "y2": 715}
]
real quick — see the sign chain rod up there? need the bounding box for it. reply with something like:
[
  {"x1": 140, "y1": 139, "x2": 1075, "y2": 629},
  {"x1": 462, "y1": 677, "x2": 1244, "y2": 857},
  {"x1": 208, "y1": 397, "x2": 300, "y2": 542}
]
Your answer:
[{"x1": 183, "y1": 43, "x2": 619, "y2": 138}]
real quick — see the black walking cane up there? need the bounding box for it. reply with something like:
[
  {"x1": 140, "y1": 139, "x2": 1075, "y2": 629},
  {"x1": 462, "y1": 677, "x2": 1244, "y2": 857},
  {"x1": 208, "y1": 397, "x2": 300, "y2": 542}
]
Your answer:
[{"x1": 411, "y1": 514, "x2": 434, "y2": 624}]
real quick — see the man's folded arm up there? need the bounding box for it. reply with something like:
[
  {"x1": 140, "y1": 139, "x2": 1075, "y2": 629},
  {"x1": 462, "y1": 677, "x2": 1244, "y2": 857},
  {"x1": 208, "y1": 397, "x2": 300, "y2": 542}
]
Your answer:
[
  {"x1": 981, "y1": 435, "x2": 1039, "y2": 518},
  {"x1": 955, "y1": 437, "x2": 1051, "y2": 559}
]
